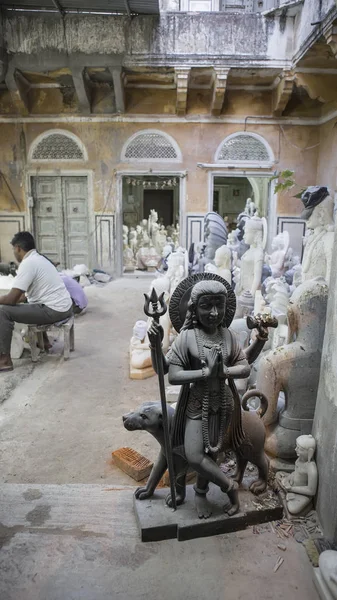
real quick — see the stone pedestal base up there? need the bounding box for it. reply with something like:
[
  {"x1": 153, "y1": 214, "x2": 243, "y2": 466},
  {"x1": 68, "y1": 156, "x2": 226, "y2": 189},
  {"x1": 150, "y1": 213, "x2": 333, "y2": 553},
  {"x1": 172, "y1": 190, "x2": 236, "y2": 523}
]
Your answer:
[
  {"x1": 134, "y1": 480, "x2": 283, "y2": 542},
  {"x1": 129, "y1": 365, "x2": 155, "y2": 380},
  {"x1": 313, "y1": 568, "x2": 335, "y2": 600}
]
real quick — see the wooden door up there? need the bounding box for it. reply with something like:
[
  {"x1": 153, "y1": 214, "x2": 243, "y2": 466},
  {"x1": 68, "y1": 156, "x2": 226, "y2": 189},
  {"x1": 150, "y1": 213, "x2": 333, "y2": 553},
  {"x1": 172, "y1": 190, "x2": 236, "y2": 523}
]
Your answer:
[
  {"x1": 32, "y1": 176, "x2": 89, "y2": 269},
  {"x1": 62, "y1": 177, "x2": 89, "y2": 268},
  {"x1": 32, "y1": 176, "x2": 65, "y2": 266}
]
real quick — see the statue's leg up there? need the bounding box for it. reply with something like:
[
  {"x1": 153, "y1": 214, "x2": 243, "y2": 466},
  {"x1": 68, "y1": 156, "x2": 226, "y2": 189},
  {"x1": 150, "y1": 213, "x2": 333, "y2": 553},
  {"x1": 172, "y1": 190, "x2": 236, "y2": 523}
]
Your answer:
[
  {"x1": 232, "y1": 455, "x2": 248, "y2": 485},
  {"x1": 184, "y1": 418, "x2": 239, "y2": 516},
  {"x1": 194, "y1": 475, "x2": 212, "y2": 519},
  {"x1": 249, "y1": 453, "x2": 269, "y2": 495}
]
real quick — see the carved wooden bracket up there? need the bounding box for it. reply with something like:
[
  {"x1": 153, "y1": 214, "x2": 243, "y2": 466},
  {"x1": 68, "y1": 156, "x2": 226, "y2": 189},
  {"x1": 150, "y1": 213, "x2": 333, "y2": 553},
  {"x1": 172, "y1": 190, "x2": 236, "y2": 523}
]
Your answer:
[
  {"x1": 175, "y1": 68, "x2": 190, "y2": 116},
  {"x1": 272, "y1": 70, "x2": 294, "y2": 116},
  {"x1": 211, "y1": 67, "x2": 230, "y2": 116}
]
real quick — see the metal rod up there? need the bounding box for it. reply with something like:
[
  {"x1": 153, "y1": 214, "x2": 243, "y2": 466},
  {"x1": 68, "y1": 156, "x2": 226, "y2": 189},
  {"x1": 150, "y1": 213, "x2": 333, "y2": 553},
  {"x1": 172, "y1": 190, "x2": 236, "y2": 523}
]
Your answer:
[
  {"x1": 123, "y1": 0, "x2": 131, "y2": 17},
  {"x1": 51, "y1": 0, "x2": 65, "y2": 16},
  {"x1": 155, "y1": 333, "x2": 177, "y2": 510}
]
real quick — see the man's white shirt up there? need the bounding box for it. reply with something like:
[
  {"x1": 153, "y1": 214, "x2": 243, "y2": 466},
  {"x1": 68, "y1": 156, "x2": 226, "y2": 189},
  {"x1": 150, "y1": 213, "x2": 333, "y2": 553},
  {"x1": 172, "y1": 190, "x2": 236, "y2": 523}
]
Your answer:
[{"x1": 14, "y1": 250, "x2": 72, "y2": 312}]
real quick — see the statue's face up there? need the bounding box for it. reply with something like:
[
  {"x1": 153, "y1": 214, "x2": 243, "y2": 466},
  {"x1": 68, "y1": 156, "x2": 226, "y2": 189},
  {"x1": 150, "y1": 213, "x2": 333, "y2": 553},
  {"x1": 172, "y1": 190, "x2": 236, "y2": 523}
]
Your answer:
[
  {"x1": 295, "y1": 443, "x2": 308, "y2": 461},
  {"x1": 195, "y1": 294, "x2": 225, "y2": 328},
  {"x1": 306, "y1": 206, "x2": 320, "y2": 230}
]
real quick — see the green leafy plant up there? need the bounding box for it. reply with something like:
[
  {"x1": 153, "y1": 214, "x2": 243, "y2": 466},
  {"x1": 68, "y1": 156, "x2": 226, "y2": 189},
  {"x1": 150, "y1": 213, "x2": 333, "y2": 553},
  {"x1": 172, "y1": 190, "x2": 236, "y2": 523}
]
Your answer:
[{"x1": 270, "y1": 170, "x2": 306, "y2": 198}]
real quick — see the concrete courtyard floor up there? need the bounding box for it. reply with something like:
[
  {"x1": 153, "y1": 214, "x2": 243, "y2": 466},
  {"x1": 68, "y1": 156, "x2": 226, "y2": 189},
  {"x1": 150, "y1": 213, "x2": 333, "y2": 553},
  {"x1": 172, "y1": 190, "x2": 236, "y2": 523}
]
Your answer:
[{"x1": 0, "y1": 274, "x2": 318, "y2": 600}]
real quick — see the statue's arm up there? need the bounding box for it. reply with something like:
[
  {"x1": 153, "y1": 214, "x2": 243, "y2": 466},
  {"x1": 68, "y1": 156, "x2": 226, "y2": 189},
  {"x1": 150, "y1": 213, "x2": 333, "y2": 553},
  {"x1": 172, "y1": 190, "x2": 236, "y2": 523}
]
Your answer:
[
  {"x1": 150, "y1": 347, "x2": 169, "y2": 375},
  {"x1": 168, "y1": 363, "x2": 205, "y2": 385},
  {"x1": 226, "y1": 360, "x2": 250, "y2": 379},
  {"x1": 288, "y1": 464, "x2": 318, "y2": 496},
  {"x1": 255, "y1": 354, "x2": 282, "y2": 426},
  {"x1": 245, "y1": 337, "x2": 267, "y2": 365}
]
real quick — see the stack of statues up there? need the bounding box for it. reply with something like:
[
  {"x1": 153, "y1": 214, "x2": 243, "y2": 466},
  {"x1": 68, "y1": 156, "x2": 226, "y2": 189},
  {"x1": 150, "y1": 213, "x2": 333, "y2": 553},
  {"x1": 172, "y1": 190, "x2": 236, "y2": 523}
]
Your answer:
[
  {"x1": 123, "y1": 209, "x2": 180, "y2": 272},
  {"x1": 127, "y1": 186, "x2": 335, "y2": 522}
]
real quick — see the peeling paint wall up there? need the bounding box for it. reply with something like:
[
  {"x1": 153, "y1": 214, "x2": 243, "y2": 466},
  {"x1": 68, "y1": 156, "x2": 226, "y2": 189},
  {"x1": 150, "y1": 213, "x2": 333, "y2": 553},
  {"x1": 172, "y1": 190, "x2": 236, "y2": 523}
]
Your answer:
[
  {"x1": 0, "y1": 120, "x2": 319, "y2": 215},
  {"x1": 293, "y1": 0, "x2": 336, "y2": 59},
  {"x1": 4, "y1": 13, "x2": 287, "y2": 62}
]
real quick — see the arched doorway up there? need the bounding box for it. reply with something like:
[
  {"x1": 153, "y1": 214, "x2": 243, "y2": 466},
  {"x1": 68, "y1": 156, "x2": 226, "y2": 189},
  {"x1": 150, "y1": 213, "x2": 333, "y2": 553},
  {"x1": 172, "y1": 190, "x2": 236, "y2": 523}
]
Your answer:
[{"x1": 28, "y1": 130, "x2": 92, "y2": 268}]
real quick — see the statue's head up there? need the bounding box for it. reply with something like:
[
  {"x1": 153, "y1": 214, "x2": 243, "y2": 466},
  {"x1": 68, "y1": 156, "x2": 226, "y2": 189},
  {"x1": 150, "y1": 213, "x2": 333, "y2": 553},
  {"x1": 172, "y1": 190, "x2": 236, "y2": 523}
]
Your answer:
[
  {"x1": 287, "y1": 277, "x2": 328, "y2": 339},
  {"x1": 295, "y1": 434, "x2": 316, "y2": 462},
  {"x1": 243, "y1": 216, "x2": 264, "y2": 247},
  {"x1": 306, "y1": 195, "x2": 334, "y2": 230},
  {"x1": 214, "y1": 245, "x2": 231, "y2": 269},
  {"x1": 182, "y1": 280, "x2": 227, "y2": 330},
  {"x1": 271, "y1": 232, "x2": 286, "y2": 251},
  {"x1": 132, "y1": 320, "x2": 147, "y2": 342}
]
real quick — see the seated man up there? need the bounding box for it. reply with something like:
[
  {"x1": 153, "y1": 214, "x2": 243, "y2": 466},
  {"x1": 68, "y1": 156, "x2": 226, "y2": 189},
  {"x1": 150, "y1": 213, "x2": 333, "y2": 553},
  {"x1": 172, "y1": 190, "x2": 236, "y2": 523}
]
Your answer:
[{"x1": 0, "y1": 231, "x2": 73, "y2": 372}]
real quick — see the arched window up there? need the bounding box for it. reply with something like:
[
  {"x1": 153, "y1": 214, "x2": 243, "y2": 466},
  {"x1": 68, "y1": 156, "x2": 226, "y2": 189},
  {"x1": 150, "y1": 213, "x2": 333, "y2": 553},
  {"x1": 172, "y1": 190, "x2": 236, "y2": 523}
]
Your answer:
[
  {"x1": 215, "y1": 133, "x2": 274, "y2": 166},
  {"x1": 29, "y1": 130, "x2": 87, "y2": 161},
  {"x1": 121, "y1": 130, "x2": 182, "y2": 162}
]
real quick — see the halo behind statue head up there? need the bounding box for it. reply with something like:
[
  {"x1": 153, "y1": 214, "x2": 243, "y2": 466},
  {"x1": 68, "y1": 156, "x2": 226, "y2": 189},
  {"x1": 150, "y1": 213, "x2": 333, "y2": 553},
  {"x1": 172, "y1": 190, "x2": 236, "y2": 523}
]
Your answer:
[{"x1": 169, "y1": 273, "x2": 236, "y2": 333}]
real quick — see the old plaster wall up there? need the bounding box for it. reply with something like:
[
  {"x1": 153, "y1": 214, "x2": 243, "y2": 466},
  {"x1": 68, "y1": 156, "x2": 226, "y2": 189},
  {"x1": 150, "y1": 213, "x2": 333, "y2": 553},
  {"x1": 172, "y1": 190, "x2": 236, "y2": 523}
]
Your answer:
[
  {"x1": 293, "y1": 0, "x2": 336, "y2": 60},
  {"x1": 313, "y1": 224, "x2": 337, "y2": 542},
  {"x1": 3, "y1": 13, "x2": 290, "y2": 62},
  {"x1": 316, "y1": 117, "x2": 337, "y2": 194},
  {"x1": 0, "y1": 121, "x2": 319, "y2": 215}
]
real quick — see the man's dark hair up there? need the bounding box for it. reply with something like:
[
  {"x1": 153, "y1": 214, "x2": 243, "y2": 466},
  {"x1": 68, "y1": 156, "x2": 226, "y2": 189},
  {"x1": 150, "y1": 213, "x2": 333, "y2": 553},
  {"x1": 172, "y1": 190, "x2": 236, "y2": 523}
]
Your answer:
[{"x1": 11, "y1": 231, "x2": 36, "y2": 252}]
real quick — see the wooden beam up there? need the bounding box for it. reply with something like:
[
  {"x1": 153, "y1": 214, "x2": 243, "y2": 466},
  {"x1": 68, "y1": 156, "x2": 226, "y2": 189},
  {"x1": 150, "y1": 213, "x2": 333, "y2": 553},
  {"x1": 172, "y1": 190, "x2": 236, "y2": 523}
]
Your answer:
[
  {"x1": 175, "y1": 68, "x2": 190, "y2": 116},
  {"x1": 211, "y1": 67, "x2": 230, "y2": 116},
  {"x1": 110, "y1": 67, "x2": 125, "y2": 114},
  {"x1": 5, "y1": 66, "x2": 30, "y2": 115},
  {"x1": 272, "y1": 70, "x2": 294, "y2": 116},
  {"x1": 71, "y1": 66, "x2": 91, "y2": 114}
]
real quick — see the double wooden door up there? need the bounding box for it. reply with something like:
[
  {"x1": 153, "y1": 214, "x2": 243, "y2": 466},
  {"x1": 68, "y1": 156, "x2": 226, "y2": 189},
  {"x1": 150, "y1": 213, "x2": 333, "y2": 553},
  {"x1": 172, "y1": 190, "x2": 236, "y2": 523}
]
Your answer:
[{"x1": 32, "y1": 176, "x2": 89, "y2": 269}]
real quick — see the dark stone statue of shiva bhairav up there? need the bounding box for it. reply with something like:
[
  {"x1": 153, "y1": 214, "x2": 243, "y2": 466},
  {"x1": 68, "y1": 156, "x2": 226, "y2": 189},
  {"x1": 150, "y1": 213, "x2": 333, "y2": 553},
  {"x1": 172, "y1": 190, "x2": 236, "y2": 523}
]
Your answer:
[{"x1": 130, "y1": 274, "x2": 274, "y2": 519}]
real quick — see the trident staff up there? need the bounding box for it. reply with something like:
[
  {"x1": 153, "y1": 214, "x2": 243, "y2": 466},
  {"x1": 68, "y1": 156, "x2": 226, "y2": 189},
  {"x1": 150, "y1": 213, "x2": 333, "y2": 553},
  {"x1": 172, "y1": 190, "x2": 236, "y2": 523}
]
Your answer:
[{"x1": 144, "y1": 288, "x2": 177, "y2": 510}]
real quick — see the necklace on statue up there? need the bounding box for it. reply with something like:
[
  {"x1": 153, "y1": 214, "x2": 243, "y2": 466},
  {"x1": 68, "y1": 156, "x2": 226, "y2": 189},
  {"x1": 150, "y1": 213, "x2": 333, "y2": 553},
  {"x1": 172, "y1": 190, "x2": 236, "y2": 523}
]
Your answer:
[{"x1": 197, "y1": 327, "x2": 224, "y2": 350}]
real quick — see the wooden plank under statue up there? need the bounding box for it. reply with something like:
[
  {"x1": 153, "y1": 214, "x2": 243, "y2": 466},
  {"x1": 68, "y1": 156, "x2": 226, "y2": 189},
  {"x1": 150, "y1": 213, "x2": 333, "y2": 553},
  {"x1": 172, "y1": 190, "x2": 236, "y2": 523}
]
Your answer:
[{"x1": 124, "y1": 273, "x2": 281, "y2": 542}]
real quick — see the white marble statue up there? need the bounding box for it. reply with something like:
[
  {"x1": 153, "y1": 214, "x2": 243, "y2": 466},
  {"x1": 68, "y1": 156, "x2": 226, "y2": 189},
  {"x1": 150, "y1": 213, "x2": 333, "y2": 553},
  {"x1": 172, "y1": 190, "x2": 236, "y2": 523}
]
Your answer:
[
  {"x1": 128, "y1": 227, "x2": 138, "y2": 256},
  {"x1": 276, "y1": 434, "x2": 318, "y2": 516},
  {"x1": 235, "y1": 216, "x2": 267, "y2": 298},
  {"x1": 129, "y1": 320, "x2": 154, "y2": 379},
  {"x1": 269, "y1": 279, "x2": 291, "y2": 318},
  {"x1": 316, "y1": 551, "x2": 337, "y2": 600},
  {"x1": 122, "y1": 224, "x2": 129, "y2": 249},
  {"x1": 205, "y1": 244, "x2": 232, "y2": 284},
  {"x1": 141, "y1": 219, "x2": 150, "y2": 245},
  {"x1": 265, "y1": 231, "x2": 290, "y2": 278},
  {"x1": 245, "y1": 197, "x2": 257, "y2": 217},
  {"x1": 166, "y1": 247, "x2": 188, "y2": 292},
  {"x1": 301, "y1": 189, "x2": 335, "y2": 285},
  {"x1": 148, "y1": 209, "x2": 160, "y2": 251},
  {"x1": 123, "y1": 246, "x2": 136, "y2": 272}
]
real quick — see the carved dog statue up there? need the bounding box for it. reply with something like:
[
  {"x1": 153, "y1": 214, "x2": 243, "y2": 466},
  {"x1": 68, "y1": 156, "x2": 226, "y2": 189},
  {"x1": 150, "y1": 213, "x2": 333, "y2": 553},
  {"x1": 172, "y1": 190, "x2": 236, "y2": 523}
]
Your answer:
[{"x1": 123, "y1": 391, "x2": 269, "y2": 503}]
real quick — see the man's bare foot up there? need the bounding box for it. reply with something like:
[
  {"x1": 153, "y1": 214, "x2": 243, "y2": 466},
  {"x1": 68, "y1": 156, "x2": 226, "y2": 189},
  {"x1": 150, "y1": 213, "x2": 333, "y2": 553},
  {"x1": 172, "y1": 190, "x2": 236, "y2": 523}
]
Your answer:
[
  {"x1": 225, "y1": 481, "x2": 240, "y2": 516},
  {"x1": 195, "y1": 492, "x2": 212, "y2": 519},
  {"x1": 0, "y1": 353, "x2": 13, "y2": 372}
]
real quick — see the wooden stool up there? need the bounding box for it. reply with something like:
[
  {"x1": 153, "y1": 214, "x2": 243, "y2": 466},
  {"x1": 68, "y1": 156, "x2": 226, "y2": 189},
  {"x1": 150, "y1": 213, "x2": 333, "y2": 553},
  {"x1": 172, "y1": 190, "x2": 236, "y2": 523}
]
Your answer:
[{"x1": 27, "y1": 316, "x2": 75, "y2": 362}]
